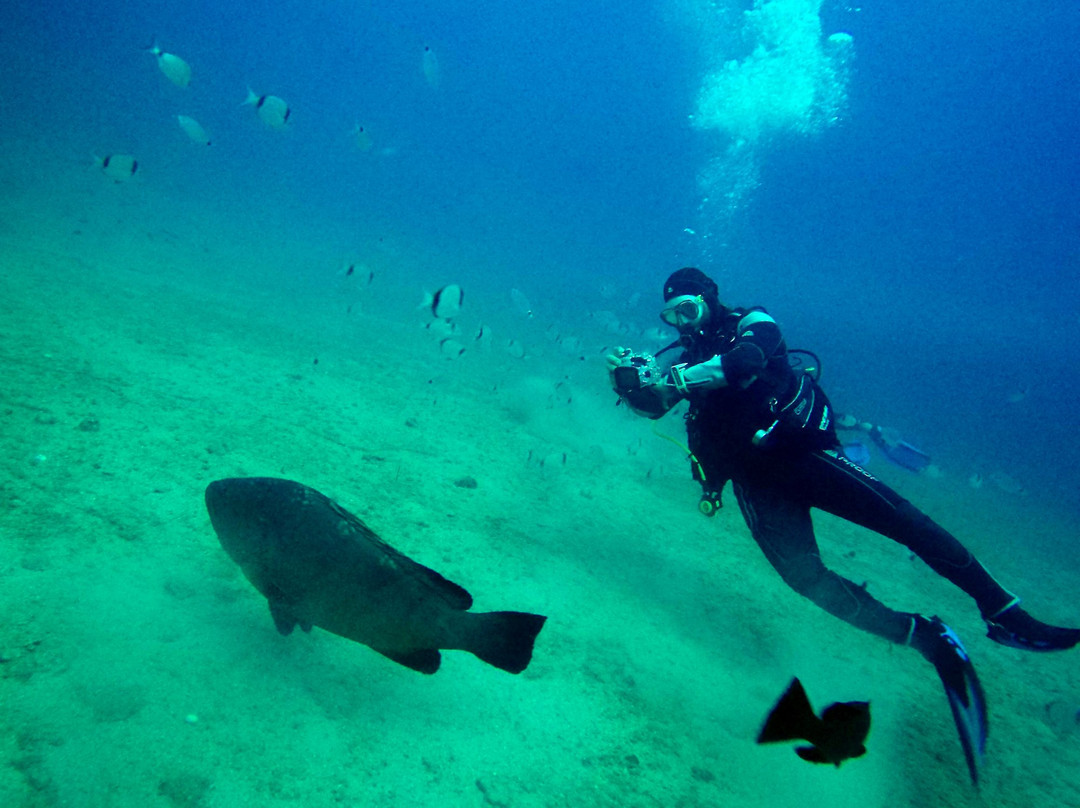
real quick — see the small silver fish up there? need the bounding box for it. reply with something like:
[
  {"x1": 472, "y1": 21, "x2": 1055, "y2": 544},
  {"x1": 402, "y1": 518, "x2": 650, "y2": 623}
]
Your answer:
[
  {"x1": 424, "y1": 284, "x2": 463, "y2": 320},
  {"x1": 352, "y1": 123, "x2": 374, "y2": 152},
  {"x1": 510, "y1": 288, "x2": 533, "y2": 318},
  {"x1": 422, "y1": 45, "x2": 440, "y2": 89},
  {"x1": 177, "y1": 115, "x2": 211, "y2": 145},
  {"x1": 146, "y1": 40, "x2": 191, "y2": 88},
  {"x1": 96, "y1": 154, "x2": 138, "y2": 182},
  {"x1": 439, "y1": 338, "x2": 466, "y2": 358},
  {"x1": 1005, "y1": 386, "x2": 1030, "y2": 404},
  {"x1": 426, "y1": 319, "x2": 459, "y2": 339},
  {"x1": 243, "y1": 89, "x2": 291, "y2": 129}
]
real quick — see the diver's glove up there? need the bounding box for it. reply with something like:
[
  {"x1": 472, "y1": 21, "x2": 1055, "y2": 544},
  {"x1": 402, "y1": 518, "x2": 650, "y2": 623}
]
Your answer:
[{"x1": 605, "y1": 347, "x2": 661, "y2": 396}]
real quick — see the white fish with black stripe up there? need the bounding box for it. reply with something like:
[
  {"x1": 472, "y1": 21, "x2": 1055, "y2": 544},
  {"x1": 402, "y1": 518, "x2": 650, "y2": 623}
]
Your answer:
[
  {"x1": 146, "y1": 40, "x2": 191, "y2": 88},
  {"x1": 422, "y1": 284, "x2": 463, "y2": 320},
  {"x1": 95, "y1": 154, "x2": 138, "y2": 182},
  {"x1": 243, "y1": 89, "x2": 291, "y2": 129}
]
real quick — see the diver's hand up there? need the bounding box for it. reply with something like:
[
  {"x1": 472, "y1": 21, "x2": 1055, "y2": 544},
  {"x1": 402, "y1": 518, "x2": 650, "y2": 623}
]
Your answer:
[
  {"x1": 606, "y1": 349, "x2": 663, "y2": 396},
  {"x1": 604, "y1": 347, "x2": 633, "y2": 371},
  {"x1": 605, "y1": 347, "x2": 632, "y2": 390}
]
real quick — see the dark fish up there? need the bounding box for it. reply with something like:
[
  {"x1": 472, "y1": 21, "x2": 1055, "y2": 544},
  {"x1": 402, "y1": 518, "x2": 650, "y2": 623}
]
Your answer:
[
  {"x1": 205, "y1": 477, "x2": 546, "y2": 674},
  {"x1": 757, "y1": 677, "x2": 871, "y2": 766}
]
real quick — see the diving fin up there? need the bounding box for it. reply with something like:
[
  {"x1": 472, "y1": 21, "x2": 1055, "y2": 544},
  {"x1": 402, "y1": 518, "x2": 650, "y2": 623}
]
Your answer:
[
  {"x1": 984, "y1": 601, "x2": 1080, "y2": 652},
  {"x1": 909, "y1": 615, "x2": 988, "y2": 788},
  {"x1": 869, "y1": 426, "x2": 931, "y2": 473}
]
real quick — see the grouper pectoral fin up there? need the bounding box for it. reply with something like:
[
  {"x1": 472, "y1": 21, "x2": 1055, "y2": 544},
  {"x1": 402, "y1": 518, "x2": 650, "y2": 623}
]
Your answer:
[
  {"x1": 267, "y1": 591, "x2": 312, "y2": 635},
  {"x1": 372, "y1": 646, "x2": 442, "y2": 675}
]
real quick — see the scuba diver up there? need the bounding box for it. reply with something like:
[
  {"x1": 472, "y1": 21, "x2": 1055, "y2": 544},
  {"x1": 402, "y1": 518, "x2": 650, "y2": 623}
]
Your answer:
[{"x1": 606, "y1": 267, "x2": 1080, "y2": 786}]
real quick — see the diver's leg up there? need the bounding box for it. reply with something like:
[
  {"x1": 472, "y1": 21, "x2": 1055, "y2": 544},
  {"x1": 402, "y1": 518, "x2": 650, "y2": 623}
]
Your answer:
[
  {"x1": 734, "y1": 468, "x2": 990, "y2": 782},
  {"x1": 797, "y1": 450, "x2": 1080, "y2": 651},
  {"x1": 784, "y1": 450, "x2": 1011, "y2": 610},
  {"x1": 731, "y1": 479, "x2": 913, "y2": 644}
]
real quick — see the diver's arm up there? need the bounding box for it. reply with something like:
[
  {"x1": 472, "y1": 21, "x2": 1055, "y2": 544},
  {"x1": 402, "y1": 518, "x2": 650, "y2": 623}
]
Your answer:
[
  {"x1": 668, "y1": 311, "x2": 782, "y2": 393},
  {"x1": 608, "y1": 310, "x2": 783, "y2": 413}
]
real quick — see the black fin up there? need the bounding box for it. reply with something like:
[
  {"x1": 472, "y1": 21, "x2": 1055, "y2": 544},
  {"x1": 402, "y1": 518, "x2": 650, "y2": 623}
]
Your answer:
[
  {"x1": 376, "y1": 550, "x2": 472, "y2": 610},
  {"x1": 758, "y1": 678, "x2": 818, "y2": 744},
  {"x1": 795, "y1": 746, "x2": 830, "y2": 765},
  {"x1": 268, "y1": 598, "x2": 297, "y2": 635},
  {"x1": 941, "y1": 662, "x2": 987, "y2": 788},
  {"x1": 373, "y1": 646, "x2": 441, "y2": 674},
  {"x1": 465, "y1": 611, "x2": 547, "y2": 674},
  {"x1": 917, "y1": 617, "x2": 988, "y2": 788},
  {"x1": 329, "y1": 500, "x2": 473, "y2": 609}
]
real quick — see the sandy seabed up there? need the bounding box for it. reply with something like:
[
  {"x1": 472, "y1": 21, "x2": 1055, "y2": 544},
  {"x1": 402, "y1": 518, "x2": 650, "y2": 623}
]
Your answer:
[{"x1": 2, "y1": 182, "x2": 1079, "y2": 808}]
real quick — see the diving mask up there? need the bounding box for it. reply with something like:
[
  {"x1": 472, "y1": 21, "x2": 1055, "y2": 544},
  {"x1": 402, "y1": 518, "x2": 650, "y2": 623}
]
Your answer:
[{"x1": 660, "y1": 295, "x2": 707, "y2": 330}]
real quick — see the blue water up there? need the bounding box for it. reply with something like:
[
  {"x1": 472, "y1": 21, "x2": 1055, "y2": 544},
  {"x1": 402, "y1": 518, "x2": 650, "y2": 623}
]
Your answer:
[
  {"x1": 4, "y1": 3, "x2": 1080, "y2": 804},
  {"x1": 4, "y1": 1, "x2": 1078, "y2": 496},
  {"x1": 3, "y1": 1, "x2": 1076, "y2": 472},
  {"x1": 7, "y1": 1, "x2": 1078, "y2": 501}
]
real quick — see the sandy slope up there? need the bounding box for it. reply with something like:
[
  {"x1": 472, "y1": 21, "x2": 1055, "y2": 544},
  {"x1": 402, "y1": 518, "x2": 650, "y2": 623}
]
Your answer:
[{"x1": 2, "y1": 197, "x2": 1079, "y2": 808}]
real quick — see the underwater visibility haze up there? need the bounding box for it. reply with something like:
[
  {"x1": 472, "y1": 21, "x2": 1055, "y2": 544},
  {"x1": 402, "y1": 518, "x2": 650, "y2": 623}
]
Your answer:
[{"x1": 2, "y1": 1, "x2": 1079, "y2": 806}]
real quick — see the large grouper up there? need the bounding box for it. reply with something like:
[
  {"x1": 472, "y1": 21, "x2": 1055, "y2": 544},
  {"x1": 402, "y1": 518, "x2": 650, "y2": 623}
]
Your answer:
[{"x1": 205, "y1": 477, "x2": 547, "y2": 674}]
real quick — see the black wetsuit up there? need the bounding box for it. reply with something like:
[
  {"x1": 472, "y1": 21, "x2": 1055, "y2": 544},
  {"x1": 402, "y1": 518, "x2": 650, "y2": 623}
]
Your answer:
[{"x1": 625, "y1": 305, "x2": 1016, "y2": 645}]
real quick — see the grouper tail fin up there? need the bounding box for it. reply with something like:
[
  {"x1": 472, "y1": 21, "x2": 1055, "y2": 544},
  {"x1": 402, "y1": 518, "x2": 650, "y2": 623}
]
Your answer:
[{"x1": 464, "y1": 611, "x2": 547, "y2": 674}]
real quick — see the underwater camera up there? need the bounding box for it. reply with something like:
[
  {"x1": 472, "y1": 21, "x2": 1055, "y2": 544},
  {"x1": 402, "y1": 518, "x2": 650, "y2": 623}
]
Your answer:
[{"x1": 613, "y1": 352, "x2": 661, "y2": 395}]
